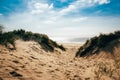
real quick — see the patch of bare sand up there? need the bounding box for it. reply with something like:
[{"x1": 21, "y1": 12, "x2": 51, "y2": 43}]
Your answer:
[{"x1": 0, "y1": 40, "x2": 120, "y2": 80}]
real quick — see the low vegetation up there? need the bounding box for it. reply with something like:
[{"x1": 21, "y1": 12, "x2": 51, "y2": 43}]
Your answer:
[
  {"x1": 0, "y1": 26, "x2": 66, "y2": 51},
  {"x1": 76, "y1": 31, "x2": 120, "y2": 57}
]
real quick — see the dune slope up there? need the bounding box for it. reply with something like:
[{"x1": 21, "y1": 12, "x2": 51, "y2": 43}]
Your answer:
[{"x1": 0, "y1": 40, "x2": 120, "y2": 80}]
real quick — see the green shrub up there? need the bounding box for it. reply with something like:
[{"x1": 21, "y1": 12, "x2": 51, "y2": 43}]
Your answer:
[{"x1": 58, "y1": 45, "x2": 66, "y2": 51}]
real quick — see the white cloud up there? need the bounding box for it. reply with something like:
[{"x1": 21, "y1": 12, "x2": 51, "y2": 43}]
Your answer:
[
  {"x1": 43, "y1": 20, "x2": 55, "y2": 24},
  {"x1": 30, "y1": 9, "x2": 44, "y2": 14},
  {"x1": 29, "y1": 0, "x2": 110, "y2": 16},
  {"x1": 97, "y1": 0, "x2": 110, "y2": 4},
  {"x1": 34, "y1": 3, "x2": 49, "y2": 9},
  {"x1": 49, "y1": 3, "x2": 54, "y2": 9},
  {"x1": 59, "y1": 5, "x2": 76, "y2": 15},
  {"x1": 30, "y1": 2, "x2": 53, "y2": 15},
  {"x1": 77, "y1": 0, "x2": 110, "y2": 5},
  {"x1": 76, "y1": 0, "x2": 110, "y2": 7},
  {"x1": 58, "y1": 0, "x2": 110, "y2": 16},
  {"x1": 72, "y1": 17, "x2": 88, "y2": 22}
]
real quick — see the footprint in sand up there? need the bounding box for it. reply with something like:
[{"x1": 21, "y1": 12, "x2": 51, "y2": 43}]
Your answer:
[
  {"x1": 9, "y1": 71, "x2": 22, "y2": 77},
  {"x1": 0, "y1": 77, "x2": 3, "y2": 80}
]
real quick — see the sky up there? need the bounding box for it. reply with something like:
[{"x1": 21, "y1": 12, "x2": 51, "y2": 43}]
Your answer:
[{"x1": 0, "y1": 0, "x2": 120, "y2": 43}]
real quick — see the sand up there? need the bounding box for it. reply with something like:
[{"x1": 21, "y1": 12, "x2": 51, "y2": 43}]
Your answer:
[{"x1": 0, "y1": 40, "x2": 120, "y2": 80}]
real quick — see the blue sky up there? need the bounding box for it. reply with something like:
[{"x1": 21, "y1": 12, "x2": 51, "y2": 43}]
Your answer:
[
  {"x1": 0, "y1": 0, "x2": 120, "y2": 16},
  {"x1": 0, "y1": 0, "x2": 120, "y2": 42}
]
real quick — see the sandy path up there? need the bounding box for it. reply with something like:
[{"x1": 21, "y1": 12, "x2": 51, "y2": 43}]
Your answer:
[{"x1": 0, "y1": 40, "x2": 120, "y2": 80}]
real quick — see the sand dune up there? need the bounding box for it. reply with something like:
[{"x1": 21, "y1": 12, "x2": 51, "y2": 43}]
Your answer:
[{"x1": 0, "y1": 40, "x2": 120, "y2": 80}]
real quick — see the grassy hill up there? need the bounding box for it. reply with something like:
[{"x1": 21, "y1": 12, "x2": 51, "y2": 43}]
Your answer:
[
  {"x1": 0, "y1": 28, "x2": 66, "y2": 52},
  {"x1": 76, "y1": 31, "x2": 120, "y2": 57}
]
